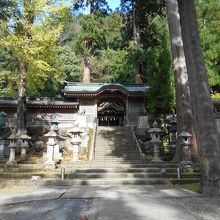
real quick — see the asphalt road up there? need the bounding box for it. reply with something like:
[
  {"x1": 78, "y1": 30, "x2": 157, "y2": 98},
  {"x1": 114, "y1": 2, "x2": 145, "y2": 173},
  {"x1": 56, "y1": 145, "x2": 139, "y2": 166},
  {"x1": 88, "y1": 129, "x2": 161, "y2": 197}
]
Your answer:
[{"x1": 0, "y1": 199, "x2": 93, "y2": 220}]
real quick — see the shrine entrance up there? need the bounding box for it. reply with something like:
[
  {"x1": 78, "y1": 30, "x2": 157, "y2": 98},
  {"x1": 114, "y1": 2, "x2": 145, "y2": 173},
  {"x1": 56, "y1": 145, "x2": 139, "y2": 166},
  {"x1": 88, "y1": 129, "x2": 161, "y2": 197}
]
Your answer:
[{"x1": 97, "y1": 95, "x2": 126, "y2": 126}]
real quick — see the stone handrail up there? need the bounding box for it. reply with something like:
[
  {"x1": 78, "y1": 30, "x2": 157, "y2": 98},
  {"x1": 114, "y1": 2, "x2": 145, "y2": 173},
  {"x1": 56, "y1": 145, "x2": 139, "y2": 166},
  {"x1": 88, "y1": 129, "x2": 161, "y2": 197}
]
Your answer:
[
  {"x1": 89, "y1": 119, "x2": 98, "y2": 160},
  {"x1": 132, "y1": 130, "x2": 145, "y2": 161}
]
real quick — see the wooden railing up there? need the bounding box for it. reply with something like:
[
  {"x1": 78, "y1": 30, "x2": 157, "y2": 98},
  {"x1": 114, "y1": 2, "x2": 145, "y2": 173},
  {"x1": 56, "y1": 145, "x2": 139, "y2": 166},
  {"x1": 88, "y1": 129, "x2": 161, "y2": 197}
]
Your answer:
[
  {"x1": 132, "y1": 129, "x2": 145, "y2": 161},
  {"x1": 88, "y1": 119, "x2": 98, "y2": 160}
]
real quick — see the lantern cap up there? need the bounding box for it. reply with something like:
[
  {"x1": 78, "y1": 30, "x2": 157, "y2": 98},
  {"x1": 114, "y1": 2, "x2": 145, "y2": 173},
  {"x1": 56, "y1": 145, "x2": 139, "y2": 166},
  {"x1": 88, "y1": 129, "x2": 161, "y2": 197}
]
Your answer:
[
  {"x1": 178, "y1": 128, "x2": 192, "y2": 138},
  {"x1": 44, "y1": 130, "x2": 58, "y2": 137},
  {"x1": 19, "y1": 133, "x2": 31, "y2": 140},
  {"x1": 149, "y1": 121, "x2": 162, "y2": 133},
  {"x1": 68, "y1": 127, "x2": 83, "y2": 134},
  {"x1": 0, "y1": 111, "x2": 7, "y2": 116},
  {"x1": 8, "y1": 133, "x2": 18, "y2": 140}
]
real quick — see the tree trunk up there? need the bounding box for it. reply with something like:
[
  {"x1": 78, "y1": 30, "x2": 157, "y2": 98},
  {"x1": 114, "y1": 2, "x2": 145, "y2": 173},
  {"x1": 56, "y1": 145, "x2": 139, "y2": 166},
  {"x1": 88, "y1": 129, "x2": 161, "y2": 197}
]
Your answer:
[
  {"x1": 178, "y1": 0, "x2": 220, "y2": 195},
  {"x1": 90, "y1": 0, "x2": 94, "y2": 16},
  {"x1": 166, "y1": 0, "x2": 198, "y2": 162},
  {"x1": 84, "y1": 0, "x2": 88, "y2": 15},
  {"x1": 83, "y1": 56, "x2": 91, "y2": 83},
  {"x1": 132, "y1": 0, "x2": 142, "y2": 84},
  {"x1": 17, "y1": 61, "x2": 27, "y2": 135}
]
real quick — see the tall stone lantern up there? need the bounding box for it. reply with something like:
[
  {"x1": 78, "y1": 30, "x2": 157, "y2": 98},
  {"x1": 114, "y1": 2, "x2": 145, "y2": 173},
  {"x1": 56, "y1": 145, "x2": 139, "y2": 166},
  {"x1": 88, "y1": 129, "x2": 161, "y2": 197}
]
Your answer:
[
  {"x1": 178, "y1": 129, "x2": 193, "y2": 172},
  {"x1": 19, "y1": 131, "x2": 31, "y2": 160},
  {"x1": 169, "y1": 114, "x2": 177, "y2": 149},
  {"x1": 6, "y1": 132, "x2": 18, "y2": 165},
  {"x1": 67, "y1": 127, "x2": 83, "y2": 161},
  {"x1": 149, "y1": 121, "x2": 162, "y2": 162},
  {"x1": 51, "y1": 115, "x2": 60, "y2": 132},
  {"x1": 44, "y1": 130, "x2": 58, "y2": 165}
]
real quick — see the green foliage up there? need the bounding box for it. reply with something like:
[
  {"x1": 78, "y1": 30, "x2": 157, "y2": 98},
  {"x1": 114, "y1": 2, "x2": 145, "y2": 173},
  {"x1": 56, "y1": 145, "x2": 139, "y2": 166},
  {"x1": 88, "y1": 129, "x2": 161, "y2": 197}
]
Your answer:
[
  {"x1": 196, "y1": 0, "x2": 220, "y2": 89},
  {"x1": 58, "y1": 45, "x2": 81, "y2": 82},
  {"x1": 211, "y1": 92, "x2": 220, "y2": 99},
  {"x1": 0, "y1": 0, "x2": 68, "y2": 98},
  {"x1": 0, "y1": 0, "x2": 17, "y2": 21},
  {"x1": 145, "y1": 17, "x2": 175, "y2": 115},
  {"x1": 91, "y1": 48, "x2": 134, "y2": 82},
  {"x1": 74, "y1": 15, "x2": 106, "y2": 56}
]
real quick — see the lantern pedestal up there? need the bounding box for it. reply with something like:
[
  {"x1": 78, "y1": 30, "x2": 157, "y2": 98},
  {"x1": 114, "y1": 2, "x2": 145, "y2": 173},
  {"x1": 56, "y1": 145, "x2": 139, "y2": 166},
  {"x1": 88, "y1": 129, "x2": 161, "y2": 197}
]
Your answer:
[
  {"x1": 21, "y1": 147, "x2": 27, "y2": 160},
  {"x1": 44, "y1": 131, "x2": 58, "y2": 165},
  {"x1": 149, "y1": 121, "x2": 162, "y2": 162},
  {"x1": 178, "y1": 129, "x2": 193, "y2": 173},
  {"x1": 152, "y1": 141, "x2": 162, "y2": 162},
  {"x1": 72, "y1": 143, "x2": 80, "y2": 161},
  {"x1": 6, "y1": 142, "x2": 17, "y2": 165},
  {"x1": 19, "y1": 132, "x2": 31, "y2": 160},
  {"x1": 67, "y1": 127, "x2": 83, "y2": 161}
]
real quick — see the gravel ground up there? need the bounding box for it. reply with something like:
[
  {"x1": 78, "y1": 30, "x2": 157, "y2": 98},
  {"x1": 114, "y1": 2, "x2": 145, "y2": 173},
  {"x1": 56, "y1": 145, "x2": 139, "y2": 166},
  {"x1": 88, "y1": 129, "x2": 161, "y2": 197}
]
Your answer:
[
  {"x1": 0, "y1": 179, "x2": 38, "y2": 194},
  {"x1": 173, "y1": 197, "x2": 220, "y2": 220}
]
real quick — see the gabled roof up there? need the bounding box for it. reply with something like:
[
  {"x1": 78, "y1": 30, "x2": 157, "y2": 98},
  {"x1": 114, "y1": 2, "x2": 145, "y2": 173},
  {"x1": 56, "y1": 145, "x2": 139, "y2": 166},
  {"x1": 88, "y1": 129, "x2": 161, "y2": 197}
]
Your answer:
[{"x1": 63, "y1": 82, "x2": 149, "y2": 97}]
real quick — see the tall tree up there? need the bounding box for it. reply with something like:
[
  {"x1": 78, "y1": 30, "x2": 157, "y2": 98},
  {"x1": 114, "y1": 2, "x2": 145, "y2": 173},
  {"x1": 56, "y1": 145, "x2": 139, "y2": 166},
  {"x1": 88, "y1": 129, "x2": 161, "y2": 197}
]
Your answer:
[
  {"x1": 178, "y1": 0, "x2": 220, "y2": 195},
  {"x1": 73, "y1": 1, "x2": 108, "y2": 83},
  {"x1": 196, "y1": 0, "x2": 220, "y2": 92},
  {"x1": 166, "y1": 0, "x2": 198, "y2": 162},
  {"x1": 0, "y1": 0, "x2": 66, "y2": 134},
  {"x1": 0, "y1": 0, "x2": 16, "y2": 21},
  {"x1": 132, "y1": 0, "x2": 142, "y2": 84}
]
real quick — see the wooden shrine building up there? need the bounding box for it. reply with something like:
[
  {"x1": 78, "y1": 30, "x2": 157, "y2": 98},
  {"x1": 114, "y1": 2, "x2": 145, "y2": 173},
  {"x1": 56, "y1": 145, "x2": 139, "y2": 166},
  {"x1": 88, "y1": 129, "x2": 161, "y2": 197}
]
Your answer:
[{"x1": 63, "y1": 82, "x2": 149, "y2": 126}]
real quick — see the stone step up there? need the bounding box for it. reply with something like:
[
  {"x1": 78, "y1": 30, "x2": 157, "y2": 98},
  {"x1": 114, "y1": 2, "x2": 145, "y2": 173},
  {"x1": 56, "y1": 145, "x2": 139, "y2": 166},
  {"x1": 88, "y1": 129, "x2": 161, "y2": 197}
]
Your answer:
[
  {"x1": 72, "y1": 172, "x2": 200, "y2": 179},
  {"x1": 41, "y1": 177, "x2": 172, "y2": 186},
  {"x1": 60, "y1": 164, "x2": 147, "y2": 169},
  {"x1": 0, "y1": 170, "x2": 200, "y2": 180},
  {"x1": 73, "y1": 168, "x2": 178, "y2": 173},
  {"x1": 93, "y1": 158, "x2": 141, "y2": 161},
  {"x1": 40, "y1": 177, "x2": 200, "y2": 186}
]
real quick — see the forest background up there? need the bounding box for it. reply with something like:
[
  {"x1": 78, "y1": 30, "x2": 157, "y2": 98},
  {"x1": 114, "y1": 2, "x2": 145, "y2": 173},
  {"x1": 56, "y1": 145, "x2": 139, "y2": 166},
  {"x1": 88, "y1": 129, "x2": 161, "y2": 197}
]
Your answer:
[{"x1": 0, "y1": 0, "x2": 219, "y2": 116}]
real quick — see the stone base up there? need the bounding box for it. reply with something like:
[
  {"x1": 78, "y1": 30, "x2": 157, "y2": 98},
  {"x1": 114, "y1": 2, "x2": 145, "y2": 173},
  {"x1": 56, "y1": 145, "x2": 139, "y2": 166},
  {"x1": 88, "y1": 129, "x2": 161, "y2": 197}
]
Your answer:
[
  {"x1": 180, "y1": 161, "x2": 193, "y2": 173},
  {"x1": 54, "y1": 153, "x2": 63, "y2": 160},
  {"x1": 44, "y1": 164, "x2": 56, "y2": 170},
  {"x1": 6, "y1": 160, "x2": 17, "y2": 165},
  {"x1": 45, "y1": 160, "x2": 56, "y2": 165},
  {"x1": 151, "y1": 158, "x2": 162, "y2": 162},
  {"x1": 0, "y1": 140, "x2": 9, "y2": 159}
]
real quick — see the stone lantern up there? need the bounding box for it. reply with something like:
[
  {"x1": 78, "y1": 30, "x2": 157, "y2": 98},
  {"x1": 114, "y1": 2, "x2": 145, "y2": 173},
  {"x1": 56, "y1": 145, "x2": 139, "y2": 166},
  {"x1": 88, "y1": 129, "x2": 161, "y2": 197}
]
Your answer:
[
  {"x1": 67, "y1": 127, "x2": 83, "y2": 161},
  {"x1": 44, "y1": 130, "x2": 58, "y2": 165},
  {"x1": 149, "y1": 121, "x2": 162, "y2": 162},
  {"x1": 169, "y1": 114, "x2": 177, "y2": 149},
  {"x1": 51, "y1": 115, "x2": 60, "y2": 132},
  {"x1": 6, "y1": 131, "x2": 18, "y2": 165},
  {"x1": 19, "y1": 131, "x2": 31, "y2": 160},
  {"x1": 178, "y1": 129, "x2": 193, "y2": 172}
]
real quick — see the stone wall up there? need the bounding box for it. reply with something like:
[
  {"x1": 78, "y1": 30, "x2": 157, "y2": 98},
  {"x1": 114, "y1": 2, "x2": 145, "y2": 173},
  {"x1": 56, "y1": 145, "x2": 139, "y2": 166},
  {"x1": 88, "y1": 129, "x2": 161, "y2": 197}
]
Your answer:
[{"x1": 79, "y1": 97, "x2": 97, "y2": 125}]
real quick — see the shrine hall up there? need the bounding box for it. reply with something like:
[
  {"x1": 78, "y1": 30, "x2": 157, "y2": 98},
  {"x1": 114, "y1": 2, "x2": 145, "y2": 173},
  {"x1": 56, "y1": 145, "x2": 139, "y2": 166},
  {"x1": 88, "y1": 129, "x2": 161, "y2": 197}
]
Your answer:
[{"x1": 63, "y1": 82, "x2": 149, "y2": 126}]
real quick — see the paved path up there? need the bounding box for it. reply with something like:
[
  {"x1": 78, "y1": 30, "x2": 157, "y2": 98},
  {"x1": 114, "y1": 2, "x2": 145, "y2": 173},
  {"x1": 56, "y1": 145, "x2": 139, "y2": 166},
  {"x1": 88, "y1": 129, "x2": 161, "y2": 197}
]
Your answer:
[{"x1": 0, "y1": 185, "x2": 211, "y2": 220}]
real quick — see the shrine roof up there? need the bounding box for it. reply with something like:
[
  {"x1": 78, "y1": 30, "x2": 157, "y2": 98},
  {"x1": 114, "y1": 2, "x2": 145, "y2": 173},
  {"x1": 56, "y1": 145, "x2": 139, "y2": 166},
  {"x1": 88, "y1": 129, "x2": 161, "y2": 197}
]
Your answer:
[
  {"x1": 0, "y1": 99, "x2": 79, "y2": 109},
  {"x1": 63, "y1": 82, "x2": 149, "y2": 96}
]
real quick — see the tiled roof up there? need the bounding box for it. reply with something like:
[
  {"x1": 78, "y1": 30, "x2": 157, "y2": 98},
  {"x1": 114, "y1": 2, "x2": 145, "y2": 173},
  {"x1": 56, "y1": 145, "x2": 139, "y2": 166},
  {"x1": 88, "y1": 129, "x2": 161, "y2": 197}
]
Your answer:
[{"x1": 63, "y1": 82, "x2": 149, "y2": 94}]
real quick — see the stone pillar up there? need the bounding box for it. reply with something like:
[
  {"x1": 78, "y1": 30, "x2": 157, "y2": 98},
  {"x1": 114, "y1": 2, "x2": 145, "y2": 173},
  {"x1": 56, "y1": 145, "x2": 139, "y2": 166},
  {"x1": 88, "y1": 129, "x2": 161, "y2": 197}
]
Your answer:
[
  {"x1": 7, "y1": 141, "x2": 17, "y2": 165},
  {"x1": 67, "y1": 127, "x2": 83, "y2": 161},
  {"x1": 72, "y1": 143, "x2": 80, "y2": 161},
  {"x1": 178, "y1": 129, "x2": 193, "y2": 172},
  {"x1": 20, "y1": 141, "x2": 29, "y2": 160},
  {"x1": 46, "y1": 137, "x2": 56, "y2": 165},
  {"x1": 19, "y1": 132, "x2": 31, "y2": 160},
  {"x1": 149, "y1": 121, "x2": 162, "y2": 162}
]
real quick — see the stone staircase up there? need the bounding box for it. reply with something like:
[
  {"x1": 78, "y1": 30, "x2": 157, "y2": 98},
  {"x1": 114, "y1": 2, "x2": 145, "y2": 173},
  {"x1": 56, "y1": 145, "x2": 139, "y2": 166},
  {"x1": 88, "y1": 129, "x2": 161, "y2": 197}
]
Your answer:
[
  {"x1": 60, "y1": 126, "x2": 198, "y2": 186},
  {"x1": 0, "y1": 126, "x2": 200, "y2": 186}
]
